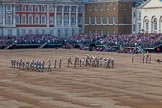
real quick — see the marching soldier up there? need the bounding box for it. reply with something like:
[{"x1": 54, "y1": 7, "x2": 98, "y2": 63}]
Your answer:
[
  {"x1": 59, "y1": 58, "x2": 62, "y2": 68},
  {"x1": 47, "y1": 58, "x2": 52, "y2": 72},
  {"x1": 53, "y1": 58, "x2": 57, "y2": 69},
  {"x1": 142, "y1": 54, "x2": 145, "y2": 63},
  {"x1": 132, "y1": 54, "x2": 134, "y2": 63},
  {"x1": 149, "y1": 55, "x2": 151, "y2": 64},
  {"x1": 67, "y1": 57, "x2": 72, "y2": 68},
  {"x1": 111, "y1": 57, "x2": 114, "y2": 68}
]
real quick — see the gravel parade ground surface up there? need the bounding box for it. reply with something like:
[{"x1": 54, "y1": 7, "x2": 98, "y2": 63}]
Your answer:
[{"x1": 0, "y1": 49, "x2": 162, "y2": 108}]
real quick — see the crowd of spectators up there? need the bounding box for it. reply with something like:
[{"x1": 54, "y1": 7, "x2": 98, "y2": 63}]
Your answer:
[
  {"x1": 0, "y1": 34, "x2": 62, "y2": 46},
  {"x1": 67, "y1": 33, "x2": 162, "y2": 48},
  {"x1": 0, "y1": 33, "x2": 162, "y2": 49}
]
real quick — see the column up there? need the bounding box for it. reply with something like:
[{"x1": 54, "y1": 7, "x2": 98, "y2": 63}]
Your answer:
[
  {"x1": 61, "y1": 6, "x2": 64, "y2": 26},
  {"x1": 69, "y1": 6, "x2": 71, "y2": 26},
  {"x1": 47, "y1": 5, "x2": 49, "y2": 28},
  {"x1": 54, "y1": 5, "x2": 57, "y2": 27},
  {"x1": 76, "y1": 6, "x2": 78, "y2": 27}
]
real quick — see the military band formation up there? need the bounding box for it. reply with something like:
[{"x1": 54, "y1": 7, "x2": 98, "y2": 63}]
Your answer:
[{"x1": 10, "y1": 54, "x2": 115, "y2": 72}]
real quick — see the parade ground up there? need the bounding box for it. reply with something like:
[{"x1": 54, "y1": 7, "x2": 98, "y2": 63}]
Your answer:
[{"x1": 0, "y1": 49, "x2": 162, "y2": 108}]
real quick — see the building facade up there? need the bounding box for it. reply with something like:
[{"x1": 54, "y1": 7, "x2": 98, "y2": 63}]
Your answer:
[
  {"x1": 84, "y1": 0, "x2": 143, "y2": 35},
  {"x1": 0, "y1": 0, "x2": 84, "y2": 37},
  {"x1": 132, "y1": 0, "x2": 162, "y2": 34}
]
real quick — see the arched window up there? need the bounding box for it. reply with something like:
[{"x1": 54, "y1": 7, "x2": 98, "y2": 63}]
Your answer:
[
  {"x1": 57, "y1": 15, "x2": 61, "y2": 25},
  {"x1": 143, "y1": 16, "x2": 149, "y2": 33},
  {"x1": 159, "y1": 17, "x2": 162, "y2": 33},
  {"x1": 64, "y1": 15, "x2": 68, "y2": 25},
  {"x1": 154, "y1": 18, "x2": 157, "y2": 30},
  {"x1": 41, "y1": 14, "x2": 46, "y2": 24},
  {"x1": 71, "y1": 15, "x2": 76, "y2": 25},
  {"x1": 15, "y1": 14, "x2": 20, "y2": 24},
  {"x1": 28, "y1": 14, "x2": 33, "y2": 24},
  {"x1": 35, "y1": 14, "x2": 39, "y2": 24},
  {"x1": 151, "y1": 16, "x2": 157, "y2": 33},
  {"x1": 21, "y1": 14, "x2": 26, "y2": 24}
]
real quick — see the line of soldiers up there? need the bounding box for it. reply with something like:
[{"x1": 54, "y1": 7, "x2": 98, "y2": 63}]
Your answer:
[
  {"x1": 11, "y1": 58, "x2": 62, "y2": 72},
  {"x1": 142, "y1": 54, "x2": 152, "y2": 64},
  {"x1": 67, "y1": 55, "x2": 115, "y2": 69}
]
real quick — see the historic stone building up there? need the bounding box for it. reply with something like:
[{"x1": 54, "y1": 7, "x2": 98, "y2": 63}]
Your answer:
[
  {"x1": 132, "y1": 0, "x2": 162, "y2": 34},
  {"x1": 0, "y1": 0, "x2": 84, "y2": 37},
  {"x1": 84, "y1": 0, "x2": 143, "y2": 35}
]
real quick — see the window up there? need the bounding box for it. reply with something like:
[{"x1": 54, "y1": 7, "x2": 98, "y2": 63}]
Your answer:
[
  {"x1": 6, "y1": 15, "x2": 12, "y2": 24},
  {"x1": 133, "y1": 12, "x2": 136, "y2": 17},
  {"x1": 35, "y1": 29, "x2": 39, "y2": 34},
  {"x1": 41, "y1": 15, "x2": 46, "y2": 24},
  {"x1": 112, "y1": 16, "x2": 116, "y2": 24},
  {"x1": 64, "y1": 15, "x2": 68, "y2": 25},
  {"x1": 122, "y1": 15, "x2": 127, "y2": 23},
  {"x1": 100, "y1": 4, "x2": 104, "y2": 10},
  {"x1": 78, "y1": 17, "x2": 82, "y2": 25},
  {"x1": 123, "y1": 4, "x2": 128, "y2": 10},
  {"x1": 28, "y1": 5, "x2": 32, "y2": 12},
  {"x1": 89, "y1": 16, "x2": 91, "y2": 24},
  {"x1": 71, "y1": 6, "x2": 76, "y2": 13},
  {"x1": 17, "y1": 29, "x2": 19, "y2": 36},
  {"x1": 15, "y1": 5, "x2": 19, "y2": 11},
  {"x1": 107, "y1": 4, "x2": 110, "y2": 10},
  {"x1": 78, "y1": 6, "x2": 82, "y2": 13},
  {"x1": 65, "y1": 29, "x2": 68, "y2": 37},
  {"x1": 16, "y1": 15, "x2": 20, "y2": 24},
  {"x1": 57, "y1": 15, "x2": 61, "y2": 25},
  {"x1": 100, "y1": 16, "x2": 103, "y2": 24},
  {"x1": 154, "y1": 18, "x2": 157, "y2": 30},
  {"x1": 41, "y1": 5, "x2": 46, "y2": 12},
  {"x1": 112, "y1": 4, "x2": 116, "y2": 10},
  {"x1": 49, "y1": 6, "x2": 53, "y2": 12},
  {"x1": 50, "y1": 30, "x2": 54, "y2": 35},
  {"x1": 57, "y1": 6, "x2": 62, "y2": 12},
  {"x1": 94, "y1": 5, "x2": 97, "y2": 11},
  {"x1": 89, "y1": 6, "x2": 91, "y2": 11},
  {"x1": 71, "y1": 15, "x2": 75, "y2": 25},
  {"x1": 139, "y1": 23, "x2": 141, "y2": 32},
  {"x1": 35, "y1": 5, "x2": 39, "y2": 12},
  {"x1": 64, "y1": 6, "x2": 69, "y2": 13},
  {"x1": 21, "y1": 15, "x2": 26, "y2": 24},
  {"x1": 35, "y1": 15, "x2": 39, "y2": 24},
  {"x1": 6, "y1": 5, "x2": 12, "y2": 11},
  {"x1": 28, "y1": 15, "x2": 33, "y2": 24},
  {"x1": 139, "y1": 12, "x2": 141, "y2": 20},
  {"x1": 72, "y1": 29, "x2": 75, "y2": 36},
  {"x1": 22, "y1": 29, "x2": 26, "y2": 34},
  {"x1": 49, "y1": 16, "x2": 54, "y2": 24},
  {"x1": 8, "y1": 29, "x2": 12, "y2": 36},
  {"x1": 79, "y1": 29, "x2": 82, "y2": 34},
  {"x1": 107, "y1": 31, "x2": 110, "y2": 35},
  {"x1": 58, "y1": 29, "x2": 61, "y2": 37},
  {"x1": 106, "y1": 16, "x2": 109, "y2": 24},
  {"x1": 133, "y1": 24, "x2": 136, "y2": 31},
  {"x1": 22, "y1": 5, "x2": 26, "y2": 12},
  {"x1": 94, "y1": 16, "x2": 97, "y2": 24},
  {"x1": 146, "y1": 22, "x2": 149, "y2": 30},
  {"x1": 42, "y1": 29, "x2": 45, "y2": 34},
  {"x1": 29, "y1": 29, "x2": 33, "y2": 34}
]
